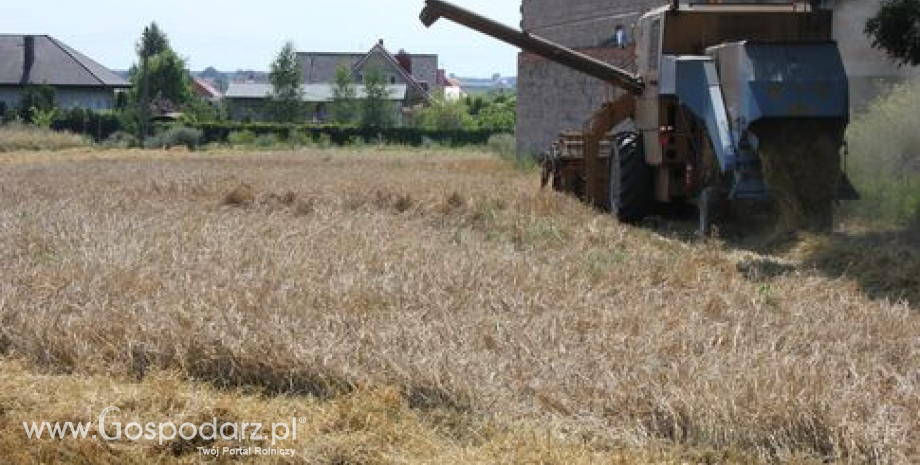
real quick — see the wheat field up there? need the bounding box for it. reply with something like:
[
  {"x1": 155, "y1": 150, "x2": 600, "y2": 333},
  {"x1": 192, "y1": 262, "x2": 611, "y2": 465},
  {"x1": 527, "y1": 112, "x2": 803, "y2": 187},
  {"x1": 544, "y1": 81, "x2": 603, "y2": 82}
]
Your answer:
[{"x1": 0, "y1": 147, "x2": 918, "y2": 464}]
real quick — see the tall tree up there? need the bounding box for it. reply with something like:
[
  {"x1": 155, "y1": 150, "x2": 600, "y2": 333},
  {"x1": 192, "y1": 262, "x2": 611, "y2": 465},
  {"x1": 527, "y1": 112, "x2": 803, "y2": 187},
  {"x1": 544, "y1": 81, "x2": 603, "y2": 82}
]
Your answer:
[
  {"x1": 331, "y1": 63, "x2": 358, "y2": 124},
  {"x1": 360, "y1": 67, "x2": 394, "y2": 128},
  {"x1": 866, "y1": 0, "x2": 920, "y2": 66},
  {"x1": 268, "y1": 41, "x2": 304, "y2": 123},
  {"x1": 130, "y1": 22, "x2": 193, "y2": 139}
]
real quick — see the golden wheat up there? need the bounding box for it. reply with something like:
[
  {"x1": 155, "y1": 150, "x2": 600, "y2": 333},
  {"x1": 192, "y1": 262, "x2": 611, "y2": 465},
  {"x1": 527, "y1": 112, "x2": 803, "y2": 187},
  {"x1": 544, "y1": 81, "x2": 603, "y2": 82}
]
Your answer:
[{"x1": 0, "y1": 148, "x2": 917, "y2": 463}]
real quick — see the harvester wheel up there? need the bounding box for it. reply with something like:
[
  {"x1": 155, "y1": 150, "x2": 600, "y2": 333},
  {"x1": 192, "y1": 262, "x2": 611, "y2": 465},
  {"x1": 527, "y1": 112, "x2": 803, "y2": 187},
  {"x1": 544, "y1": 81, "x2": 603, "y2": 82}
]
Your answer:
[{"x1": 609, "y1": 132, "x2": 654, "y2": 222}]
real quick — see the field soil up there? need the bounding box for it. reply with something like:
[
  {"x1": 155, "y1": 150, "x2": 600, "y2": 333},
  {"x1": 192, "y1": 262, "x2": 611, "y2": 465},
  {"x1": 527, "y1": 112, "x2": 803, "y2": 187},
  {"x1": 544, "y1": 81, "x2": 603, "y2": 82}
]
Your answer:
[{"x1": 1, "y1": 148, "x2": 918, "y2": 464}]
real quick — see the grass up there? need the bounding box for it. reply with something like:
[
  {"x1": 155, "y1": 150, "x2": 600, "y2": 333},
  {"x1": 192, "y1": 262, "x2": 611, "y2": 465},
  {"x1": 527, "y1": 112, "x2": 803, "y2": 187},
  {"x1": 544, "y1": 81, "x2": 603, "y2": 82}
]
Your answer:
[
  {"x1": 0, "y1": 147, "x2": 918, "y2": 463},
  {"x1": 0, "y1": 123, "x2": 90, "y2": 152},
  {"x1": 844, "y1": 82, "x2": 920, "y2": 227}
]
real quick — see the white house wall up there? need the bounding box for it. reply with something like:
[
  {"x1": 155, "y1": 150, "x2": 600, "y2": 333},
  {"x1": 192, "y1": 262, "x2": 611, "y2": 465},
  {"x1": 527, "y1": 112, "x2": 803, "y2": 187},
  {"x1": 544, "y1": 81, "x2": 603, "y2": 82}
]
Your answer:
[{"x1": 0, "y1": 87, "x2": 117, "y2": 112}]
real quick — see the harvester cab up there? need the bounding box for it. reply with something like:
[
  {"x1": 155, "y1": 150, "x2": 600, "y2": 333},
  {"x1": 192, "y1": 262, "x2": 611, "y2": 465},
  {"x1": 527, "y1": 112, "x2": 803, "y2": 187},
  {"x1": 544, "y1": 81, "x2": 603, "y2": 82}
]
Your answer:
[{"x1": 421, "y1": 0, "x2": 856, "y2": 233}]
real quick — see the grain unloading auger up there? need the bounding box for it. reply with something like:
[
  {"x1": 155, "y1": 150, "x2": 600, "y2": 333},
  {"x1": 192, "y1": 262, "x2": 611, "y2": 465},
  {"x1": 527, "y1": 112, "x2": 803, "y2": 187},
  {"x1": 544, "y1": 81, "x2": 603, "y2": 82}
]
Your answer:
[{"x1": 421, "y1": 0, "x2": 858, "y2": 232}]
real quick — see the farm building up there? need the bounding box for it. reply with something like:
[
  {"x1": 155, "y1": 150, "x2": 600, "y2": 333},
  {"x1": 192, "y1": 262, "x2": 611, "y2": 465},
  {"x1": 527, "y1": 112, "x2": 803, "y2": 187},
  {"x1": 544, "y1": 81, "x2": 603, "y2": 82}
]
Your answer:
[{"x1": 0, "y1": 34, "x2": 128, "y2": 115}]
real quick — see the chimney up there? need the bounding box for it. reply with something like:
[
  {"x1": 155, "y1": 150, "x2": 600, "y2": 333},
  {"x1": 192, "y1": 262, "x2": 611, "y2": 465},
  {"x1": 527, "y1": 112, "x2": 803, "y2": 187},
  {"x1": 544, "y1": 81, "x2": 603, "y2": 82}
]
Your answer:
[
  {"x1": 21, "y1": 35, "x2": 36, "y2": 85},
  {"x1": 396, "y1": 49, "x2": 412, "y2": 75}
]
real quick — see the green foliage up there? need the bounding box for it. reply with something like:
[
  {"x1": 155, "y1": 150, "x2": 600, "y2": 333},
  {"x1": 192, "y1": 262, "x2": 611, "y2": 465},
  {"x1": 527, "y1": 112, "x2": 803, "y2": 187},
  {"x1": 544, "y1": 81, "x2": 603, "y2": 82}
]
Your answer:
[
  {"x1": 865, "y1": 0, "x2": 920, "y2": 66},
  {"x1": 361, "y1": 67, "x2": 395, "y2": 128},
  {"x1": 101, "y1": 131, "x2": 137, "y2": 149},
  {"x1": 136, "y1": 22, "x2": 169, "y2": 58},
  {"x1": 268, "y1": 41, "x2": 305, "y2": 123},
  {"x1": 331, "y1": 63, "x2": 359, "y2": 124},
  {"x1": 146, "y1": 125, "x2": 203, "y2": 150},
  {"x1": 486, "y1": 133, "x2": 516, "y2": 158},
  {"x1": 129, "y1": 22, "x2": 195, "y2": 130},
  {"x1": 180, "y1": 99, "x2": 224, "y2": 124},
  {"x1": 228, "y1": 130, "x2": 257, "y2": 146},
  {"x1": 17, "y1": 85, "x2": 56, "y2": 122},
  {"x1": 417, "y1": 94, "x2": 475, "y2": 131},
  {"x1": 475, "y1": 95, "x2": 516, "y2": 132},
  {"x1": 157, "y1": 121, "x2": 504, "y2": 148},
  {"x1": 417, "y1": 93, "x2": 516, "y2": 132},
  {"x1": 255, "y1": 133, "x2": 278, "y2": 148},
  {"x1": 0, "y1": 123, "x2": 90, "y2": 152},
  {"x1": 52, "y1": 109, "x2": 125, "y2": 141},
  {"x1": 845, "y1": 82, "x2": 920, "y2": 225},
  {"x1": 29, "y1": 107, "x2": 57, "y2": 129}
]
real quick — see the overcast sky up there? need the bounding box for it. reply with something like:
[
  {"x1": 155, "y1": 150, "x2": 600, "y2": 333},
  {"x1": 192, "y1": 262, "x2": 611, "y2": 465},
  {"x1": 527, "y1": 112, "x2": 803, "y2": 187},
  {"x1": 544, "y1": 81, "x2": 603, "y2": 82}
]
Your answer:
[{"x1": 0, "y1": 0, "x2": 521, "y2": 77}]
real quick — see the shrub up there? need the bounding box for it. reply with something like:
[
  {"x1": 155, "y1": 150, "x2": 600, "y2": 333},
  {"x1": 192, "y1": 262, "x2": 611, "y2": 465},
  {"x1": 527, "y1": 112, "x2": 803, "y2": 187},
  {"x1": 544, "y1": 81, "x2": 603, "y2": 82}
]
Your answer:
[
  {"x1": 0, "y1": 123, "x2": 90, "y2": 152},
  {"x1": 146, "y1": 126, "x2": 202, "y2": 150},
  {"x1": 486, "y1": 133, "x2": 516, "y2": 159},
  {"x1": 286, "y1": 129, "x2": 312, "y2": 148},
  {"x1": 154, "y1": 122, "x2": 503, "y2": 148},
  {"x1": 228, "y1": 130, "x2": 257, "y2": 146},
  {"x1": 101, "y1": 131, "x2": 137, "y2": 149},
  {"x1": 255, "y1": 133, "x2": 277, "y2": 148},
  {"x1": 844, "y1": 82, "x2": 920, "y2": 226}
]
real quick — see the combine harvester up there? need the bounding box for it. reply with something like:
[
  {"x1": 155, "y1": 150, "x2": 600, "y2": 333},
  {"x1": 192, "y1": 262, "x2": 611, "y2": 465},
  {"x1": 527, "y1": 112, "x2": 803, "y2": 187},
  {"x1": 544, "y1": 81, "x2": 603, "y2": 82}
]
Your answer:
[{"x1": 421, "y1": 0, "x2": 858, "y2": 233}]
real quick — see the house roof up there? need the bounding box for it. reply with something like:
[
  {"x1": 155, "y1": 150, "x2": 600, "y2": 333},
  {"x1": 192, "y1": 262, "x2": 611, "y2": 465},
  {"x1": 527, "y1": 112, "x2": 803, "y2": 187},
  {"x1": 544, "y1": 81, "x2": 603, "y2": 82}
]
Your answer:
[
  {"x1": 352, "y1": 42, "x2": 430, "y2": 100},
  {"x1": 192, "y1": 78, "x2": 222, "y2": 100},
  {"x1": 225, "y1": 82, "x2": 408, "y2": 102},
  {"x1": 0, "y1": 35, "x2": 129, "y2": 88}
]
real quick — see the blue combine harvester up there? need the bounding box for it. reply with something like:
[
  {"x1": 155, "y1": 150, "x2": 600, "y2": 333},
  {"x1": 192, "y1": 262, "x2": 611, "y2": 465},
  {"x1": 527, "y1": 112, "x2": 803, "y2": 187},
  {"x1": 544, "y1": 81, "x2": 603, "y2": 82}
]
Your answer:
[{"x1": 421, "y1": 0, "x2": 857, "y2": 232}]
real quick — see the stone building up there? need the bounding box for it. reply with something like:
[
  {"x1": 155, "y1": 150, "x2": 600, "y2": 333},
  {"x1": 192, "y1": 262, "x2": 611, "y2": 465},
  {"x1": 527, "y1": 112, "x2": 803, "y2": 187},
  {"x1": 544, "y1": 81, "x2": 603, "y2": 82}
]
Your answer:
[{"x1": 516, "y1": 0, "x2": 920, "y2": 155}]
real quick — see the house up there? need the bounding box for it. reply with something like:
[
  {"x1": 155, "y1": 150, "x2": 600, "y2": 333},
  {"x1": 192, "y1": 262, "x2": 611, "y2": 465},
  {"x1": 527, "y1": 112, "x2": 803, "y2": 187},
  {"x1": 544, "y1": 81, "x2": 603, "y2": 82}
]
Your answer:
[
  {"x1": 224, "y1": 40, "x2": 437, "y2": 124},
  {"x1": 437, "y1": 70, "x2": 465, "y2": 101},
  {"x1": 0, "y1": 34, "x2": 129, "y2": 115},
  {"x1": 224, "y1": 81, "x2": 410, "y2": 122},
  {"x1": 192, "y1": 77, "x2": 222, "y2": 103}
]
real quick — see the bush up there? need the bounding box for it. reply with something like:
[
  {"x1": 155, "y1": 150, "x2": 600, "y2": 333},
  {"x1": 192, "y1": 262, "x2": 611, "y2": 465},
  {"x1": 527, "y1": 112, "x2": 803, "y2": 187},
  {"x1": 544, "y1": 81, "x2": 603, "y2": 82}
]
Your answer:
[
  {"x1": 146, "y1": 126, "x2": 202, "y2": 150},
  {"x1": 486, "y1": 133, "x2": 516, "y2": 159},
  {"x1": 844, "y1": 82, "x2": 920, "y2": 226},
  {"x1": 255, "y1": 133, "x2": 277, "y2": 148},
  {"x1": 286, "y1": 129, "x2": 312, "y2": 148},
  {"x1": 0, "y1": 123, "x2": 90, "y2": 152},
  {"x1": 228, "y1": 130, "x2": 257, "y2": 146},
  {"x1": 101, "y1": 131, "x2": 137, "y2": 149},
  {"x1": 153, "y1": 122, "x2": 503, "y2": 148},
  {"x1": 52, "y1": 108, "x2": 123, "y2": 141}
]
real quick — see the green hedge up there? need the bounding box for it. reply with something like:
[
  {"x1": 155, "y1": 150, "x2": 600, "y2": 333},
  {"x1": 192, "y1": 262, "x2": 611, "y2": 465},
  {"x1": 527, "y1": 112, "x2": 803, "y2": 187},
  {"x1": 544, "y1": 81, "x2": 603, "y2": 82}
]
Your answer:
[
  {"x1": 51, "y1": 109, "x2": 122, "y2": 141},
  {"x1": 154, "y1": 122, "x2": 504, "y2": 147}
]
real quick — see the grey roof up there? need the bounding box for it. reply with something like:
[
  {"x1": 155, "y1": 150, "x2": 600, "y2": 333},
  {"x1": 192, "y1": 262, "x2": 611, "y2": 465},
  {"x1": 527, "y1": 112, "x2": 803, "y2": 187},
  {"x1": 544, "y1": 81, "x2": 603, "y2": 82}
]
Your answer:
[
  {"x1": 0, "y1": 35, "x2": 129, "y2": 87},
  {"x1": 225, "y1": 82, "x2": 408, "y2": 102}
]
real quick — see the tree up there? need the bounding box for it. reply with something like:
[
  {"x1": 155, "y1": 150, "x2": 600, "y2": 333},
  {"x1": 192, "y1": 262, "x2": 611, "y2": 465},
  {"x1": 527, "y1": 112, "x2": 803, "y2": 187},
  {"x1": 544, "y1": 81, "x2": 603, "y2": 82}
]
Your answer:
[
  {"x1": 475, "y1": 95, "x2": 516, "y2": 132},
  {"x1": 129, "y1": 22, "x2": 193, "y2": 139},
  {"x1": 866, "y1": 0, "x2": 920, "y2": 66},
  {"x1": 331, "y1": 63, "x2": 359, "y2": 124},
  {"x1": 143, "y1": 50, "x2": 194, "y2": 105},
  {"x1": 417, "y1": 93, "x2": 474, "y2": 130},
  {"x1": 268, "y1": 41, "x2": 304, "y2": 123},
  {"x1": 360, "y1": 67, "x2": 394, "y2": 128},
  {"x1": 17, "y1": 84, "x2": 56, "y2": 122}
]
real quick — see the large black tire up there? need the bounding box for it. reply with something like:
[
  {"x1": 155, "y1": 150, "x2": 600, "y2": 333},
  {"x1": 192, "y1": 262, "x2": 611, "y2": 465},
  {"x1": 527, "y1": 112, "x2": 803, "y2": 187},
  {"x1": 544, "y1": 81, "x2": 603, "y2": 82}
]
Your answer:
[{"x1": 609, "y1": 132, "x2": 654, "y2": 222}]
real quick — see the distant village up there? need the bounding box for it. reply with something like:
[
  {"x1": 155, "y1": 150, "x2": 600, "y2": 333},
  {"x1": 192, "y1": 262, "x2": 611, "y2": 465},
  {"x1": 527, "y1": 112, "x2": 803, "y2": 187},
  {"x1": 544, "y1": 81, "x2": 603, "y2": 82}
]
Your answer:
[{"x1": 0, "y1": 33, "x2": 516, "y2": 132}]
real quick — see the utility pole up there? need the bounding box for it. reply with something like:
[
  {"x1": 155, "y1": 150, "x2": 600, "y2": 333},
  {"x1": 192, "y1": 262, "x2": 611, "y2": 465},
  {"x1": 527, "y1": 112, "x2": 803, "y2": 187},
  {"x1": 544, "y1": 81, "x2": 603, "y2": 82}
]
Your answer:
[{"x1": 138, "y1": 27, "x2": 151, "y2": 145}]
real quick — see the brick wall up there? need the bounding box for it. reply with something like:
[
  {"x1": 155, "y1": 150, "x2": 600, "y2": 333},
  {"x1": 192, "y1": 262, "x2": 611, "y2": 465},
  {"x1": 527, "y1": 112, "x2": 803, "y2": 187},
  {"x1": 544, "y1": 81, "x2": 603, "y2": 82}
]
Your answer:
[
  {"x1": 517, "y1": 0, "x2": 920, "y2": 154},
  {"x1": 516, "y1": 0, "x2": 665, "y2": 154}
]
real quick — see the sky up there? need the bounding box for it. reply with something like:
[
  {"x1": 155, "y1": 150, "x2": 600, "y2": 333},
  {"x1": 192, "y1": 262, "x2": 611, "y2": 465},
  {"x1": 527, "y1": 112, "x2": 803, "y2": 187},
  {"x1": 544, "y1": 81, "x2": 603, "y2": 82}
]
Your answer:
[{"x1": 0, "y1": 0, "x2": 521, "y2": 77}]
